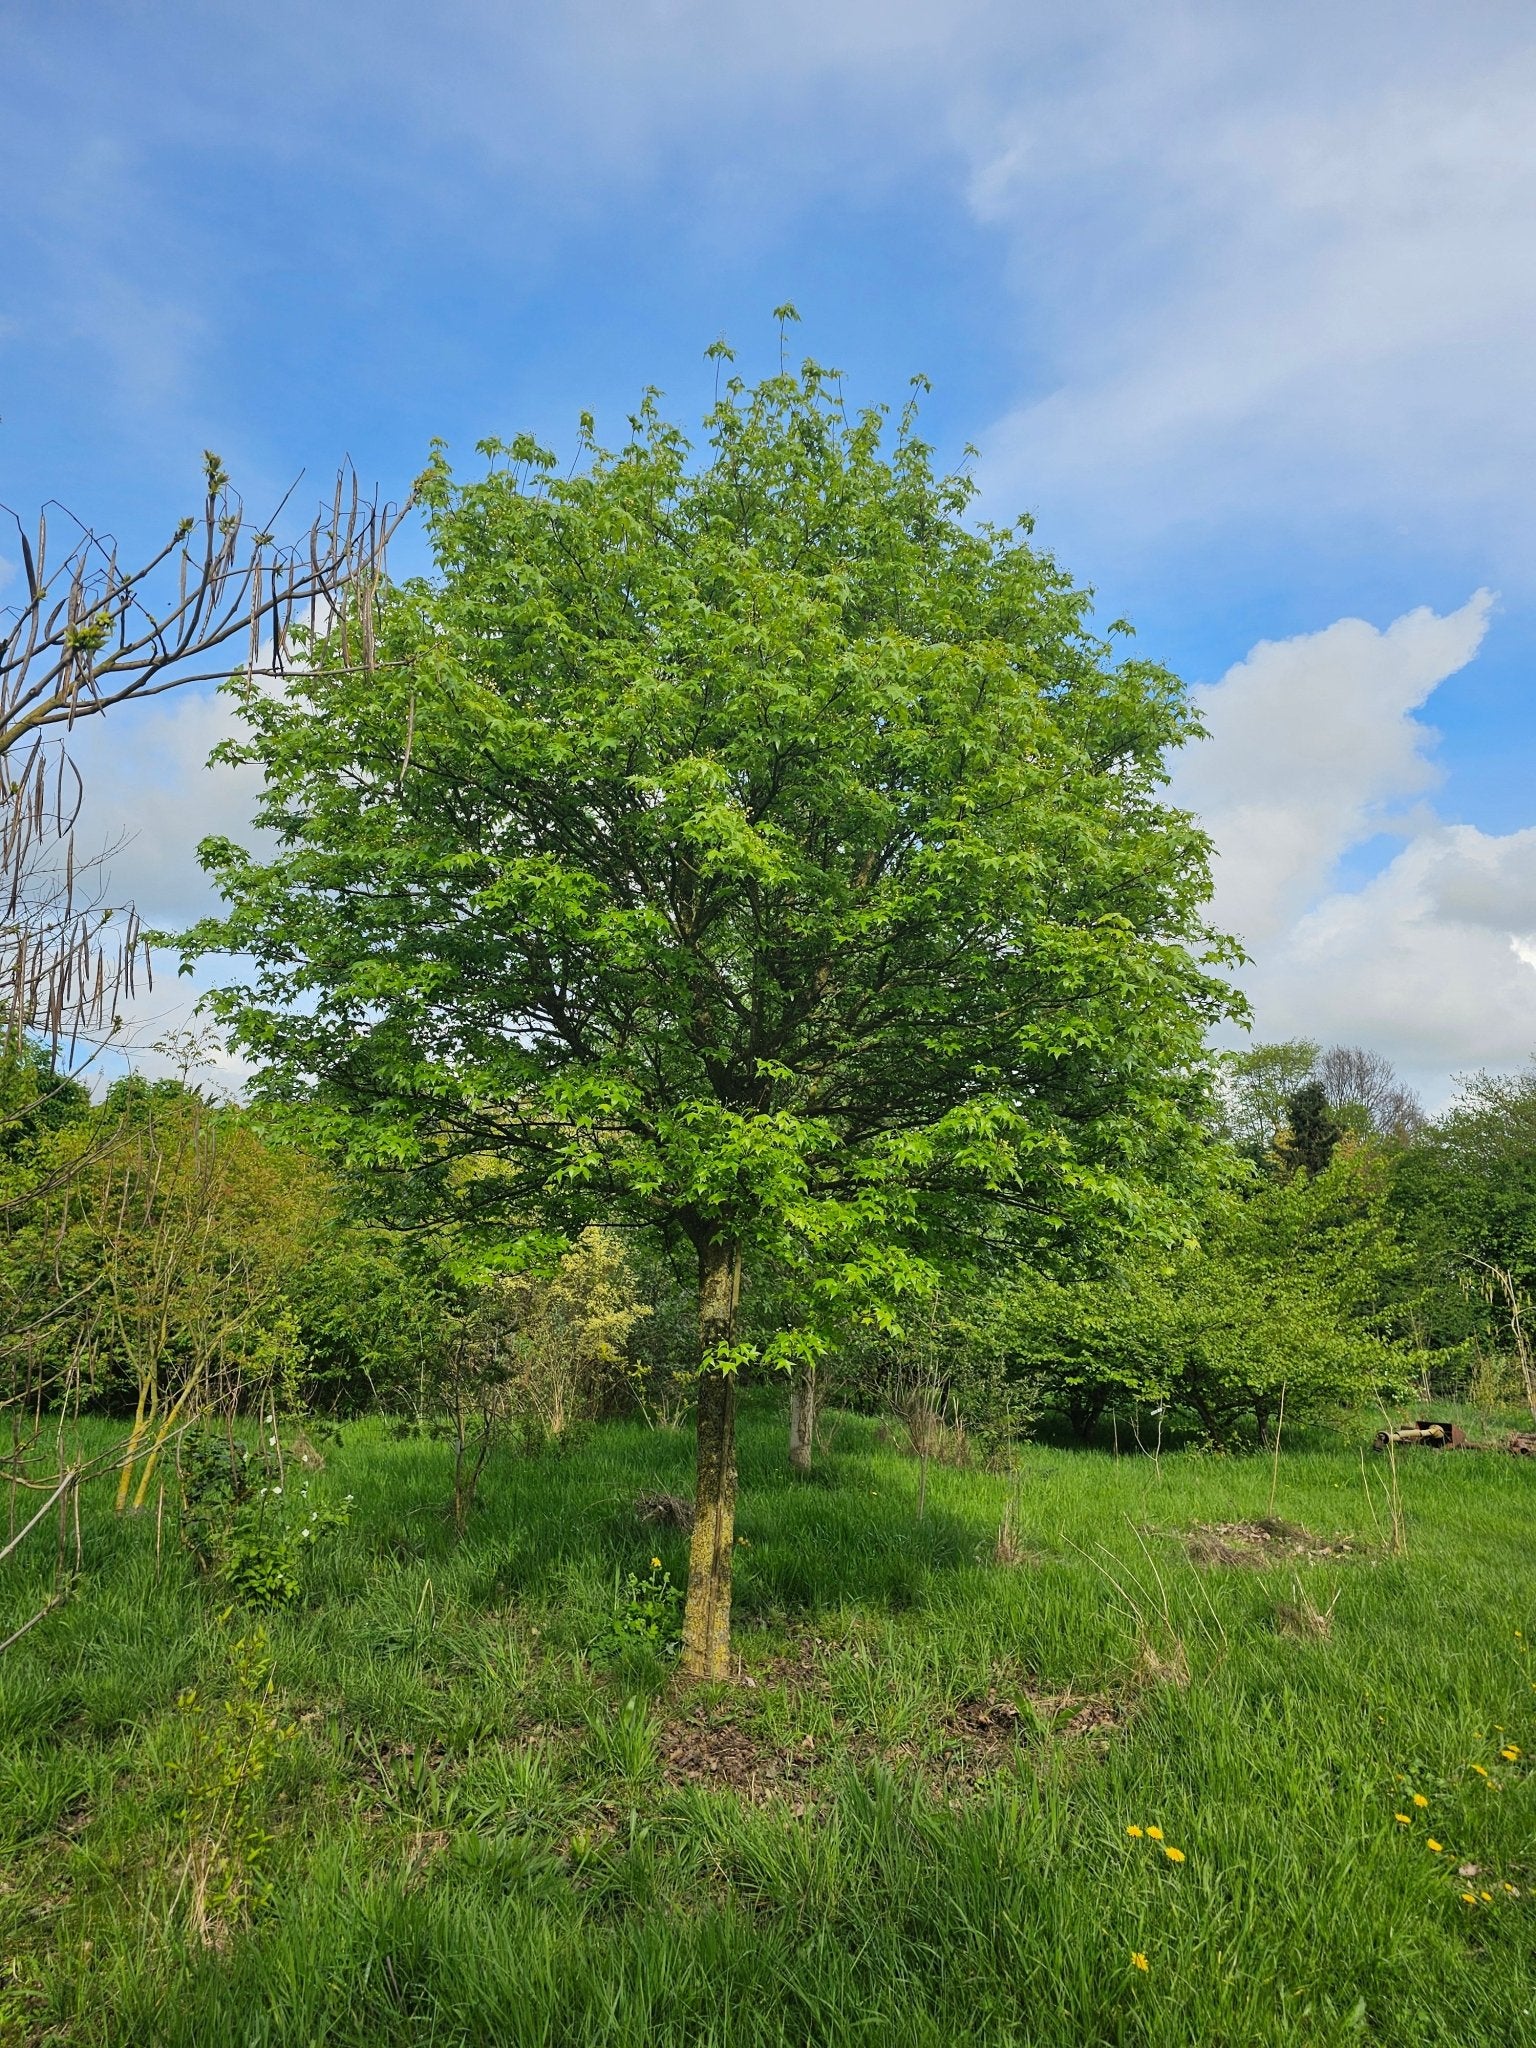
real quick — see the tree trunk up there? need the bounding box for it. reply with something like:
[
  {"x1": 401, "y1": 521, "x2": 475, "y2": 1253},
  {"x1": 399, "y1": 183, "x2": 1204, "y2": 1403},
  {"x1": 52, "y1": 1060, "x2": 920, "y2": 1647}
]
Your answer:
[
  {"x1": 681, "y1": 1237, "x2": 739, "y2": 1682},
  {"x1": 1065, "y1": 1390, "x2": 1105, "y2": 1444},
  {"x1": 788, "y1": 1360, "x2": 815, "y2": 1473}
]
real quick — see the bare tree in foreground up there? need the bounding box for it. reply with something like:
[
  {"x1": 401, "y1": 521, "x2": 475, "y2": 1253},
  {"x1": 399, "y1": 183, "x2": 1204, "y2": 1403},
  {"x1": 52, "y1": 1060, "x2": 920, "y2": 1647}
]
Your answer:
[
  {"x1": 2, "y1": 455, "x2": 407, "y2": 1644},
  {"x1": 2, "y1": 452, "x2": 409, "y2": 1060}
]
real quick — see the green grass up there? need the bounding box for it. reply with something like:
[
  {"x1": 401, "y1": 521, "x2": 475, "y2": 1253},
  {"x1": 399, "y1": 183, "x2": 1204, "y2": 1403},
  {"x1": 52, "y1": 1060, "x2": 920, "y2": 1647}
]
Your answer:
[{"x1": 2, "y1": 1401, "x2": 1534, "y2": 2046}]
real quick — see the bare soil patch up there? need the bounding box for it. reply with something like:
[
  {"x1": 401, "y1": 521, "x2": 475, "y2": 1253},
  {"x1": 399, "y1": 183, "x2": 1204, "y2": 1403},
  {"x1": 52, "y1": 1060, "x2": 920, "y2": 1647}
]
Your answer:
[
  {"x1": 757, "y1": 1633, "x2": 839, "y2": 1692},
  {"x1": 1186, "y1": 1517, "x2": 1357, "y2": 1568},
  {"x1": 658, "y1": 1683, "x2": 1123, "y2": 1806},
  {"x1": 659, "y1": 1702, "x2": 815, "y2": 1808},
  {"x1": 947, "y1": 1688, "x2": 1119, "y2": 1744},
  {"x1": 1274, "y1": 1588, "x2": 1339, "y2": 1639},
  {"x1": 660, "y1": 1641, "x2": 1126, "y2": 1806},
  {"x1": 875, "y1": 1685, "x2": 1123, "y2": 1793},
  {"x1": 939, "y1": 1687, "x2": 1118, "y2": 1761}
]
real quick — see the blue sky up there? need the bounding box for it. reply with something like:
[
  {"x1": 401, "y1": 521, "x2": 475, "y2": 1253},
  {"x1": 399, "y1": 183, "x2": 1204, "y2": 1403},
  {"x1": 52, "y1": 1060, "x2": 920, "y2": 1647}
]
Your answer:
[{"x1": 4, "y1": 0, "x2": 1535, "y2": 1103}]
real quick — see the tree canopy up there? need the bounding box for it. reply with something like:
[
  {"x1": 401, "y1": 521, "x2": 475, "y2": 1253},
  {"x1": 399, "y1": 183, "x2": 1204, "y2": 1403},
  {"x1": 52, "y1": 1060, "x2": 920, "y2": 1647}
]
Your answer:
[
  {"x1": 998, "y1": 1148, "x2": 1410, "y2": 1443},
  {"x1": 181, "y1": 352, "x2": 1240, "y2": 1672}
]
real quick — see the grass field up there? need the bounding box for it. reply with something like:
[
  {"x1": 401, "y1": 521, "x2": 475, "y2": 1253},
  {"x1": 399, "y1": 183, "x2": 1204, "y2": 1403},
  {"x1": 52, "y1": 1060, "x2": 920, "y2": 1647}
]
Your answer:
[{"x1": 2, "y1": 1400, "x2": 1534, "y2": 2046}]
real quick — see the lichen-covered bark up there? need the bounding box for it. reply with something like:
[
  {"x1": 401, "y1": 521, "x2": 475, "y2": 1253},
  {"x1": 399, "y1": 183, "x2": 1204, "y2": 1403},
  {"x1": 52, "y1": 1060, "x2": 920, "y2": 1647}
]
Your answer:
[
  {"x1": 681, "y1": 1238, "x2": 739, "y2": 1681},
  {"x1": 788, "y1": 1360, "x2": 814, "y2": 1473}
]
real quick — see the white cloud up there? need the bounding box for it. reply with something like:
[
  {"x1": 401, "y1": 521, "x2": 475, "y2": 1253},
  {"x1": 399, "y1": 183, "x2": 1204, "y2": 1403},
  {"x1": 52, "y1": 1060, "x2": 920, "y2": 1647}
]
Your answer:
[
  {"x1": 1170, "y1": 593, "x2": 1491, "y2": 945},
  {"x1": 962, "y1": 21, "x2": 1536, "y2": 567},
  {"x1": 1258, "y1": 824, "x2": 1536, "y2": 1097},
  {"x1": 57, "y1": 688, "x2": 267, "y2": 1093},
  {"x1": 1176, "y1": 596, "x2": 1536, "y2": 1102},
  {"x1": 65, "y1": 686, "x2": 265, "y2": 932}
]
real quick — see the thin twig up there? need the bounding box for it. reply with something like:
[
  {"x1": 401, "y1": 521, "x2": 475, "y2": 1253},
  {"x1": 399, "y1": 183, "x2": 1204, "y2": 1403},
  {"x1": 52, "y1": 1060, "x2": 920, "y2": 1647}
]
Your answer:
[
  {"x1": 0, "y1": 1589, "x2": 68, "y2": 1655},
  {"x1": 0, "y1": 1464, "x2": 78, "y2": 1566}
]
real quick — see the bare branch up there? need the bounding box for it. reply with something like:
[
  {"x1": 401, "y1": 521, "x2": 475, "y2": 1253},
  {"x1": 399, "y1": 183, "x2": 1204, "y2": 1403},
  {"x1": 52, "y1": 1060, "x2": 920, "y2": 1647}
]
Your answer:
[
  {"x1": 0, "y1": 459, "x2": 411, "y2": 762},
  {"x1": 1, "y1": 459, "x2": 409, "y2": 1058}
]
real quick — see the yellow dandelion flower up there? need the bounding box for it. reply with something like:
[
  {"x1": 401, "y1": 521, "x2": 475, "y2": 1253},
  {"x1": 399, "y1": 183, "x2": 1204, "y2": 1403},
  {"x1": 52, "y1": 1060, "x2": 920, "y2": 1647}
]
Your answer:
[
  {"x1": 1163, "y1": 1845, "x2": 1186, "y2": 1864},
  {"x1": 1412, "y1": 1793, "x2": 1429, "y2": 1808},
  {"x1": 1461, "y1": 1892, "x2": 1478, "y2": 1905},
  {"x1": 1394, "y1": 1813, "x2": 1412, "y2": 1825},
  {"x1": 1131, "y1": 1953, "x2": 1149, "y2": 1973},
  {"x1": 1472, "y1": 1765, "x2": 1489, "y2": 1777},
  {"x1": 650, "y1": 1557, "x2": 662, "y2": 1570},
  {"x1": 1126, "y1": 1825, "x2": 1144, "y2": 1838},
  {"x1": 1146, "y1": 1825, "x2": 1164, "y2": 1841},
  {"x1": 1504, "y1": 1884, "x2": 1520, "y2": 1896},
  {"x1": 1501, "y1": 1746, "x2": 1521, "y2": 1761},
  {"x1": 1427, "y1": 1839, "x2": 1443, "y2": 1853},
  {"x1": 1480, "y1": 1890, "x2": 1493, "y2": 1901}
]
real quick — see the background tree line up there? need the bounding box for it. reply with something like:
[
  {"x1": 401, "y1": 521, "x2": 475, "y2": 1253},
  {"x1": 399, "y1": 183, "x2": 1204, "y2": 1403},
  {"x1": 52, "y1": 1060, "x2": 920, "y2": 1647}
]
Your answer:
[{"x1": 8, "y1": 1024, "x2": 1536, "y2": 1478}]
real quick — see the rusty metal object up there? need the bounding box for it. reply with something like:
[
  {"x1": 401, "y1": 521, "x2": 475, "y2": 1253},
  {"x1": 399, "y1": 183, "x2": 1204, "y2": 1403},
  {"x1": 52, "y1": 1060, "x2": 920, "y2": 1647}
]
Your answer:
[{"x1": 1373, "y1": 1419, "x2": 1468, "y2": 1450}]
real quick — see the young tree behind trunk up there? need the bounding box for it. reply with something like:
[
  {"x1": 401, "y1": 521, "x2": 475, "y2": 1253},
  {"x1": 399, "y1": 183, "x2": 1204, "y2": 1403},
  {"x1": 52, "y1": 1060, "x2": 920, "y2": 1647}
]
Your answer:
[
  {"x1": 681, "y1": 1238, "x2": 739, "y2": 1681},
  {"x1": 788, "y1": 1360, "x2": 815, "y2": 1473}
]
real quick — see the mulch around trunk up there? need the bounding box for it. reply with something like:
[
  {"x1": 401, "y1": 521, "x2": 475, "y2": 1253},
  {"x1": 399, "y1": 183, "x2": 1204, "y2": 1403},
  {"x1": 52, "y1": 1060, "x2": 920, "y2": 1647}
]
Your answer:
[
  {"x1": 659, "y1": 1705, "x2": 817, "y2": 1807},
  {"x1": 656, "y1": 1643, "x2": 1124, "y2": 1805}
]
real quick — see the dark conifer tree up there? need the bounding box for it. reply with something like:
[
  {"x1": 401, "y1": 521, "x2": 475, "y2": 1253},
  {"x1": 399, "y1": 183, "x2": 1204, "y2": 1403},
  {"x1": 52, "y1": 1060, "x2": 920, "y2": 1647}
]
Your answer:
[{"x1": 1285, "y1": 1080, "x2": 1343, "y2": 1176}]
